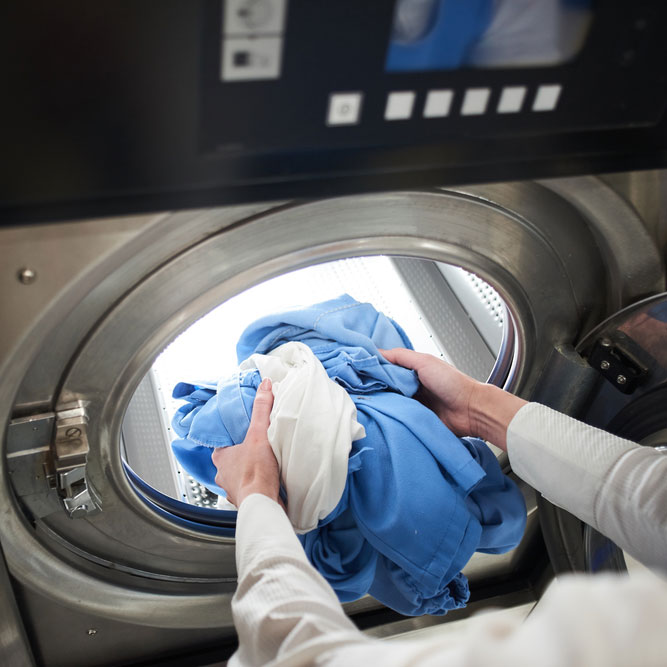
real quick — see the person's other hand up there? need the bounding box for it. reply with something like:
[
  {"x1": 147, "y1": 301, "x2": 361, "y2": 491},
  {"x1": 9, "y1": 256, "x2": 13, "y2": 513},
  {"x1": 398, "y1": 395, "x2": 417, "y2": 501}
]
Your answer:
[
  {"x1": 211, "y1": 377, "x2": 283, "y2": 508},
  {"x1": 381, "y1": 348, "x2": 526, "y2": 451},
  {"x1": 380, "y1": 348, "x2": 480, "y2": 437}
]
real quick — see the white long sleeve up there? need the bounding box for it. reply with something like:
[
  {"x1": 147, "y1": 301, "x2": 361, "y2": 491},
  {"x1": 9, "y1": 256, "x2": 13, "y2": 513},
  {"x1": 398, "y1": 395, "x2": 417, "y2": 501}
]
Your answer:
[
  {"x1": 507, "y1": 403, "x2": 667, "y2": 572},
  {"x1": 229, "y1": 494, "x2": 667, "y2": 667}
]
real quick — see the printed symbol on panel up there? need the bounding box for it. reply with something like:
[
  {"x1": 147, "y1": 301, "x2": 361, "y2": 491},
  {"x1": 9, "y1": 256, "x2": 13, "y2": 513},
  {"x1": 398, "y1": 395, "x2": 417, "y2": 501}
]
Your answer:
[
  {"x1": 221, "y1": 37, "x2": 283, "y2": 81},
  {"x1": 224, "y1": 0, "x2": 288, "y2": 36},
  {"x1": 232, "y1": 49, "x2": 271, "y2": 69},
  {"x1": 236, "y1": 1, "x2": 275, "y2": 31},
  {"x1": 327, "y1": 93, "x2": 363, "y2": 126}
]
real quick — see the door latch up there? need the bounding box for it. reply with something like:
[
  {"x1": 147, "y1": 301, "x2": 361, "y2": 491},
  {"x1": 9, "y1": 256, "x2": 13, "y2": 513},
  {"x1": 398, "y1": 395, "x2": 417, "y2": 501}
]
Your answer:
[{"x1": 46, "y1": 403, "x2": 101, "y2": 518}]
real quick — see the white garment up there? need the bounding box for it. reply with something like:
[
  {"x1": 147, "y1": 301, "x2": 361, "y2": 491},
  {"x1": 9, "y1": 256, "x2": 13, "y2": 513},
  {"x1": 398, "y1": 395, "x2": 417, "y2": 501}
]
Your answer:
[
  {"x1": 228, "y1": 403, "x2": 667, "y2": 667},
  {"x1": 507, "y1": 403, "x2": 667, "y2": 573},
  {"x1": 239, "y1": 342, "x2": 365, "y2": 534}
]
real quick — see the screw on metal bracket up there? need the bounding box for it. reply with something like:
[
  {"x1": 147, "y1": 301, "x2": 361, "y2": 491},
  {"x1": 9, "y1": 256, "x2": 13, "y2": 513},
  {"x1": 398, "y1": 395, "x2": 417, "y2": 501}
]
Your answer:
[
  {"x1": 588, "y1": 337, "x2": 648, "y2": 395},
  {"x1": 17, "y1": 267, "x2": 37, "y2": 285}
]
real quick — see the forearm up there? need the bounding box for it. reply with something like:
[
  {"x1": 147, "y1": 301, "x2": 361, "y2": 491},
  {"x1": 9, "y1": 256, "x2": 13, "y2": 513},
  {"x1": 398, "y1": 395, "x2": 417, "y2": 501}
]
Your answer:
[
  {"x1": 507, "y1": 403, "x2": 667, "y2": 571},
  {"x1": 231, "y1": 494, "x2": 368, "y2": 667},
  {"x1": 469, "y1": 383, "x2": 527, "y2": 452}
]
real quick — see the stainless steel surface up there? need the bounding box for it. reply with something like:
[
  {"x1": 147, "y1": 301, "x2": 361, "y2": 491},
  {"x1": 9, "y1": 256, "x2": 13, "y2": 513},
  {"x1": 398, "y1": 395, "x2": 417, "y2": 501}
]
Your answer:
[
  {"x1": 392, "y1": 258, "x2": 497, "y2": 381},
  {"x1": 6, "y1": 204, "x2": 284, "y2": 411},
  {"x1": 438, "y1": 263, "x2": 505, "y2": 355},
  {"x1": 0, "y1": 547, "x2": 35, "y2": 667},
  {"x1": 15, "y1": 585, "x2": 235, "y2": 667},
  {"x1": 7, "y1": 413, "x2": 62, "y2": 520},
  {"x1": 600, "y1": 170, "x2": 667, "y2": 255},
  {"x1": 122, "y1": 370, "x2": 181, "y2": 499},
  {"x1": 540, "y1": 175, "x2": 666, "y2": 309},
  {"x1": 0, "y1": 175, "x2": 664, "y2": 641},
  {"x1": 7, "y1": 412, "x2": 54, "y2": 455}
]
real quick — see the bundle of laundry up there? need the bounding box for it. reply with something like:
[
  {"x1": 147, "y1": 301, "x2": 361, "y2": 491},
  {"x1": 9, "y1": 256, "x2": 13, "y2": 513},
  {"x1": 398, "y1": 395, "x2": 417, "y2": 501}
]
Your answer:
[{"x1": 171, "y1": 294, "x2": 527, "y2": 616}]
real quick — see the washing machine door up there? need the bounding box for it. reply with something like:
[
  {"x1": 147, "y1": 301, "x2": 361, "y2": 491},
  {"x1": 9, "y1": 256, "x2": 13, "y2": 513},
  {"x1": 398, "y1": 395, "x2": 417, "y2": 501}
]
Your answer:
[{"x1": 537, "y1": 293, "x2": 667, "y2": 574}]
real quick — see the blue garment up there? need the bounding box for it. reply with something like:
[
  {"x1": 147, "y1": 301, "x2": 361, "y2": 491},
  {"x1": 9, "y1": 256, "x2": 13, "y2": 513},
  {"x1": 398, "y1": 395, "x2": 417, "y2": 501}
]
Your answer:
[
  {"x1": 171, "y1": 295, "x2": 527, "y2": 615},
  {"x1": 386, "y1": 0, "x2": 493, "y2": 72}
]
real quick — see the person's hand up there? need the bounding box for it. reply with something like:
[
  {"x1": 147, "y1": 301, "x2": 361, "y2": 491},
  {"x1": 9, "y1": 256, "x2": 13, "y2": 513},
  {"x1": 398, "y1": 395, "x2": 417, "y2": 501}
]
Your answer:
[
  {"x1": 211, "y1": 378, "x2": 283, "y2": 508},
  {"x1": 380, "y1": 348, "x2": 481, "y2": 437},
  {"x1": 381, "y1": 348, "x2": 527, "y2": 451}
]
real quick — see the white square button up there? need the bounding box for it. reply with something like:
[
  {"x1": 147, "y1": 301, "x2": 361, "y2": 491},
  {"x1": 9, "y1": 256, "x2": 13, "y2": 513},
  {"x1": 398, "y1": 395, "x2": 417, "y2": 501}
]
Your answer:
[
  {"x1": 461, "y1": 88, "x2": 491, "y2": 116},
  {"x1": 327, "y1": 93, "x2": 363, "y2": 126},
  {"x1": 533, "y1": 84, "x2": 562, "y2": 112},
  {"x1": 423, "y1": 90, "x2": 453, "y2": 118},
  {"x1": 224, "y1": 0, "x2": 288, "y2": 36},
  {"x1": 385, "y1": 91, "x2": 416, "y2": 121},
  {"x1": 497, "y1": 86, "x2": 527, "y2": 114},
  {"x1": 221, "y1": 36, "x2": 283, "y2": 81}
]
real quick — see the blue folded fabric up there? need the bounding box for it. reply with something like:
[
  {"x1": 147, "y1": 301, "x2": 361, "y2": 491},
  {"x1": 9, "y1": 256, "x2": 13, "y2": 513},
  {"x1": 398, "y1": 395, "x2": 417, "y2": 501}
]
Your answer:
[
  {"x1": 236, "y1": 294, "x2": 419, "y2": 396},
  {"x1": 171, "y1": 294, "x2": 527, "y2": 615}
]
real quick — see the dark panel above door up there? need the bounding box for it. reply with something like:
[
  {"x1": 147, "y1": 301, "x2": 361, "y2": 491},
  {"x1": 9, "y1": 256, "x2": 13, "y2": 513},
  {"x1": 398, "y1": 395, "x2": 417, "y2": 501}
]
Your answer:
[{"x1": 2, "y1": 1, "x2": 667, "y2": 223}]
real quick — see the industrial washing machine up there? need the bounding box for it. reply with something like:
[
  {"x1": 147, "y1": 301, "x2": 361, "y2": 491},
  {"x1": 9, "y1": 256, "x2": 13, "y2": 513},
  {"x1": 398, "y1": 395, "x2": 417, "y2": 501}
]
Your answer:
[{"x1": 2, "y1": 2, "x2": 667, "y2": 665}]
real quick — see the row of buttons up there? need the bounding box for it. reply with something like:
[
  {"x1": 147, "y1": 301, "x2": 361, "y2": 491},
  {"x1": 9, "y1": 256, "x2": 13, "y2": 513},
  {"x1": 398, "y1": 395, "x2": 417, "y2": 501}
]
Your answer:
[{"x1": 327, "y1": 85, "x2": 562, "y2": 126}]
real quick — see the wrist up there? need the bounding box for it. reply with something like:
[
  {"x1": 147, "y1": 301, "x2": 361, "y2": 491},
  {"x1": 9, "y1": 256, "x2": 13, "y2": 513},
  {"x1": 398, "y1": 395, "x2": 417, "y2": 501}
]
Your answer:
[
  {"x1": 469, "y1": 383, "x2": 527, "y2": 451},
  {"x1": 236, "y1": 482, "x2": 280, "y2": 508}
]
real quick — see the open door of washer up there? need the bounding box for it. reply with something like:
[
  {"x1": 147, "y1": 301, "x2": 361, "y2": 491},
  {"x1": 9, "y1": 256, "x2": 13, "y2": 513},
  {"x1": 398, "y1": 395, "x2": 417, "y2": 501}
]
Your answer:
[{"x1": 537, "y1": 293, "x2": 667, "y2": 575}]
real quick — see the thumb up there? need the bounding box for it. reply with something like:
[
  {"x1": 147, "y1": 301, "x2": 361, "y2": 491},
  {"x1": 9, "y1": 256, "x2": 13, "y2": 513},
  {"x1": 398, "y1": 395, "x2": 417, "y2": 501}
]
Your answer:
[
  {"x1": 379, "y1": 347, "x2": 421, "y2": 370},
  {"x1": 248, "y1": 377, "x2": 274, "y2": 434}
]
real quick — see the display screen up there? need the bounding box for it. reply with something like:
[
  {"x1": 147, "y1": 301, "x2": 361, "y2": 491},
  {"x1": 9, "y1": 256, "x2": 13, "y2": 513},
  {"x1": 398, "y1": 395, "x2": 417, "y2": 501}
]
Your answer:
[{"x1": 386, "y1": 0, "x2": 593, "y2": 72}]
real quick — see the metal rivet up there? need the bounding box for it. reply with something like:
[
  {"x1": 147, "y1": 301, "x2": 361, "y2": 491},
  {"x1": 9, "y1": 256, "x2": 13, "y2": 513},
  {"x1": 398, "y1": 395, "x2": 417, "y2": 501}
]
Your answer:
[
  {"x1": 88, "y1": 629, "x2": 97, "y2": 636},
  {"x1": 600, "y1": 360, "x2": 610, "y2": 370},
  {"x1": 616, "y1": 375, "x2": 627, "y2": 385},
  {"x1": 17, "y1": 268, "x2": 37, "y2": 285}
]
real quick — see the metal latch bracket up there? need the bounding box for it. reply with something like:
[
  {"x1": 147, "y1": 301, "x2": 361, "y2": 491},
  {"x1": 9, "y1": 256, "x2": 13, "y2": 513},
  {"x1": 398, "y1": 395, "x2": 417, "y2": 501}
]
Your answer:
[
  {"x1": 46, "y1": 404, "x2": 100, "y2": 518},
  {"x1": 588, "y1": 337, "x2": 649, "y2": 394}
]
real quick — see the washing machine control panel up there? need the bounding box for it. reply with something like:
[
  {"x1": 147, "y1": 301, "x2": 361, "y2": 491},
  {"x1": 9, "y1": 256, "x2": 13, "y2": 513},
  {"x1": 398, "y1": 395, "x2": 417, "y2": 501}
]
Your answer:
[
  {"x1": 201, "y1": 1, "x2": 667, "y2": 157},
  {"x1": 2, "y1": 1, "x2": 667, "y2": 222}
]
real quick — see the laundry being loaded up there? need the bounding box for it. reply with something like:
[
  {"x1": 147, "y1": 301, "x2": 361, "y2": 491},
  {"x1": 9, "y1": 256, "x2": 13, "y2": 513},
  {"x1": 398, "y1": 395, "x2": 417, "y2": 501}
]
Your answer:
[{"x1": 171, "y1": 295, "x2": 527, "y2": 615}]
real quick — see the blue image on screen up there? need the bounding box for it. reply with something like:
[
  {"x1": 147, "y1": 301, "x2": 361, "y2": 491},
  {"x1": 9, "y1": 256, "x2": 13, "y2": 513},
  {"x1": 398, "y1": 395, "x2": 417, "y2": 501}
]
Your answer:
[{"x1": 386, "y1": 0, "x2": 593, "y2": 72}]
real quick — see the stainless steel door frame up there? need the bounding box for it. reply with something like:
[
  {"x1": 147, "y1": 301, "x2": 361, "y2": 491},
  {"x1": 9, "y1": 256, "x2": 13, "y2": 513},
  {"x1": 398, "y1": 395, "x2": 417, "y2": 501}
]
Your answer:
[{"x1": 1, "y1": 177, "x2": 663, "y2": 634}]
